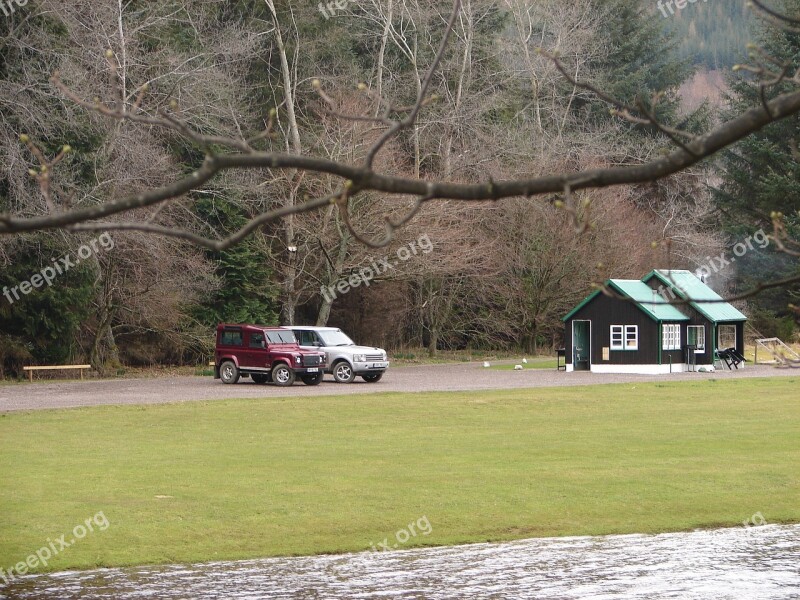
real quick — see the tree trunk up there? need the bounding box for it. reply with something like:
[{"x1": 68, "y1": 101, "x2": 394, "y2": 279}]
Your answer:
[
  {"x1": 522, "y1": 322, "x2": 538, "y2": 354},
  {"x1": 315, "y1": 220, "x2": 350, "y2": 326},
  {"x1": 375, "y1": 0, "x2": 393, "y2": 116},
  {"x1": 265, "y1": 0, "x2": 302, "y2": 326},
  {"x1": 316, "y1": 298, "x2": 332, "y2": 327},
  {"x1": 90, "y1": 302, "x2": 119, "y2": 374},
  {"x1": 281, "y1": 283, "x2": 296, "y2": 325},
  {"x1": 88, "y1": 251, "x2": 120, "y2": 373},
  {"x1": 282, "y1": 195, "x2": 297, "y2": 326},
  {"x1": 427, "y1": 327, "x2": 439, "y2": 357}
]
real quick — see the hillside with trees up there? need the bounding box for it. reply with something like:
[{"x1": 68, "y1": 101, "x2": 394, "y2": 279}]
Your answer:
[
  {"x1": 670, "y1": 0, "x2": 751, "y2": 112},
  {"x1": 0, "y1": 0, "x2": 797, "y2": 374},
  {"x1": 715, "y1": 0, "x2": 800, "y2": 339},
  {"x1": 670, "y1": 1, "x2": 751, "y2": 69}
]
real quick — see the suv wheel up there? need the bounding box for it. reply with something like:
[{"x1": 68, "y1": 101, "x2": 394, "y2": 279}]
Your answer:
[
  {"x1": 301, "y1": 372, "x2": 324, "y2": 386},
  {"x1": 251, "y1": 374, "x2": 269, "y2": 384},
  {"x1": 220, "y1": 361, "x2": 239, "y2": 384},
  {"x1": 332, "y1": 361, "x2": 356, "y2": 383},
  {"x1": 362, "y1": 373, "x2": 383, "y2": 383},
  {"x1": 271, "y1": 363, "x2": 295, "y2": 386}
]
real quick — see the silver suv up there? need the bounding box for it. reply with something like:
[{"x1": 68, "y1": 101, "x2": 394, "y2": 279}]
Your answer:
[{"x1": 288, "y1": 326, "x2": 389, "y2": 383}]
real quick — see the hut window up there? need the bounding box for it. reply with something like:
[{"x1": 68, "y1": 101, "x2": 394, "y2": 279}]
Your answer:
[
  {"x1": 625, "y1": 326, "x2": 639, "y2": 350},
  {"x1": 611, "y1": 325, "x2": 638, "y2": 350},
  {"x1": 687, "y1": 326, "x2": 705, "y2": 351},
  {"x1": 718, "y1": 324, "x2": 737, "y2": 349},
  {"x1": 662, "y1": 324, "x2": 681, "y2": 350}
]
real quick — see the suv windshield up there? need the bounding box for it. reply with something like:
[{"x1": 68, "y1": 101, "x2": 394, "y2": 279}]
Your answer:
[
  {"x1": 318, "y1": 330, "x2": 355, "y2": 346},
  {"x1": 266, "y1": 330, "x2": 297, "y2": 344}
]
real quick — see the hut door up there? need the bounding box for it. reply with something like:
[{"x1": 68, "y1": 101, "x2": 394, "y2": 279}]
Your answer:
[{"x1": 573, "y1": 320, "x2": 591, "y2": 371}]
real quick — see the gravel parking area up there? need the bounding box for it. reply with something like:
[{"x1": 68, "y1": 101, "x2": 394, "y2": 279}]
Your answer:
[{"x1": 0, "y1": 363, "x2": 795, "y2": 412}]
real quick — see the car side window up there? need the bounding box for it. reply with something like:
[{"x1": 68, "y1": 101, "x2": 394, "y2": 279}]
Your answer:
[
  {"x1": 220, "y1": 329, "x2": 243, "y2": 346},
  {"x1": 295, "y1": 330, "x2": 312, "y2": 345},
  {"x1": 249, "y1": 332, "x2": 265, "y2": 348}
]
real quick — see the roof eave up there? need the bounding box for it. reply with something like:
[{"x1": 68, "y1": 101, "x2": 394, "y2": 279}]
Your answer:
[
  {"x1": 563, "y1": 281, "x2": 679, "y2": 323},
  {"x1": 562, "y1": 289, "x2": 602, "y2": 322}
]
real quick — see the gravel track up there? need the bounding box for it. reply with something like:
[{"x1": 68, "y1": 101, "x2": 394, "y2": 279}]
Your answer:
[{"x1": 0, "y1": 363, "x2": 795, "y2": 412}]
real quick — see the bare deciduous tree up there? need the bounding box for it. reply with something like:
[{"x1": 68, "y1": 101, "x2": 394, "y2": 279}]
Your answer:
[{"x1": 3, "y1": 0, "x2": 799, "y2": 310}]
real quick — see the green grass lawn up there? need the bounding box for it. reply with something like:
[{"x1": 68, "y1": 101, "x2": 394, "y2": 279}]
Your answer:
[
  {"x1": 389, "y1": 348, "x2": 555, "y2": 365},
  {"x1": 1, "y1": 377, "x2": 799, "y2": 573}
]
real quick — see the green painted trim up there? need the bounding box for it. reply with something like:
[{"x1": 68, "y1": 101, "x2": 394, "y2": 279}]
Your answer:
[
  {"x1": 608, "y1": 281, "x2": 670, "y2": 323},
  {"x1": 658, "y1": 322, "x2": 662, "y2": 365},
  {"x1": 562, "y1": 289, "x2": 602, "y2": 322},
  {"x1": 563, "y1": 281, "x2": 665, "y2": 323},
  {"x1": 712, "y1": 323, "x2": 717, "y2": 362}
]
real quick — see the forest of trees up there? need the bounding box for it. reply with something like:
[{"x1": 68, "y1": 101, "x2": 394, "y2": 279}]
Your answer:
[
  {"x1": 0, "y1": 0, "x2": 798, "y2": 374},
  {"x1": 671, "y1": 1, "x2": 751, "y2": 68}
]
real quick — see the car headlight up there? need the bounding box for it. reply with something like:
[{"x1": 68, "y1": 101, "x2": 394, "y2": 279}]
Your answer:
[
  {"x1": 354, "y1": 354, "x2": 366, "y2": 362},
  {"x1": 295, "y1": 356, "x2": 302, "y2": 364}
]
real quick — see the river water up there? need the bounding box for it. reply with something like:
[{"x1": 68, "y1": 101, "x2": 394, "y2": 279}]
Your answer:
[{"x1": 2, "y1": 524, "x2": 798, "y2": 599}]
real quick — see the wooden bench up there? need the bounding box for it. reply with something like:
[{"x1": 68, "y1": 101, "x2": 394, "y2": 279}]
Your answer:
[
  {"x1": 23, "y1": 365, "x2": 92, "y2": 382},
  {"x1": 714, "y1": 348, "x2": 746, "y2": 370}
]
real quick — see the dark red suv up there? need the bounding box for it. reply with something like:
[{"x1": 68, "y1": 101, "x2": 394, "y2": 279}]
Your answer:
[{"x1": 214, "y1": 324, "x2": 326, "y2": 386}]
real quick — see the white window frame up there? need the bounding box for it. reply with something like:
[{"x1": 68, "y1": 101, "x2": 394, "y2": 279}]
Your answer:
[
  {"x1": 610, "y1": 325, "x2": 624, "y2": 350},
  {"x1": 625, "y1": 326, "x2": 639, "y2": 350},
  {"x1": 687, "y1": 325, "x2": 705, "y2": 352},
  {"x1": 611, "y1": 325, "x2": 638, "y2": 351},
  {"x1": 662, "y1": 324, "x2": 681, "y2": 351},
  {"x1": 718, "y1": 324, "x2": 737, "y2": 350}
]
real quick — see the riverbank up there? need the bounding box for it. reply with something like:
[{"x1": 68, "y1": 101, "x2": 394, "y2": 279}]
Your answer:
[{"x1": 4, "y1": 525, "x2": 798, "y2": 599}]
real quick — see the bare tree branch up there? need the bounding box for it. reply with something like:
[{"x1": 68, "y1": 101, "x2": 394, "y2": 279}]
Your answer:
[
  {"x1": 751, "y1": 0, "x2": 800, "y2": 31},
  {"x1": 1, "y1": 0, "x2": 798, "y2": 316},
  {"x1": 6, "y1": 82, "x2": 800, "y2": 239}
]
